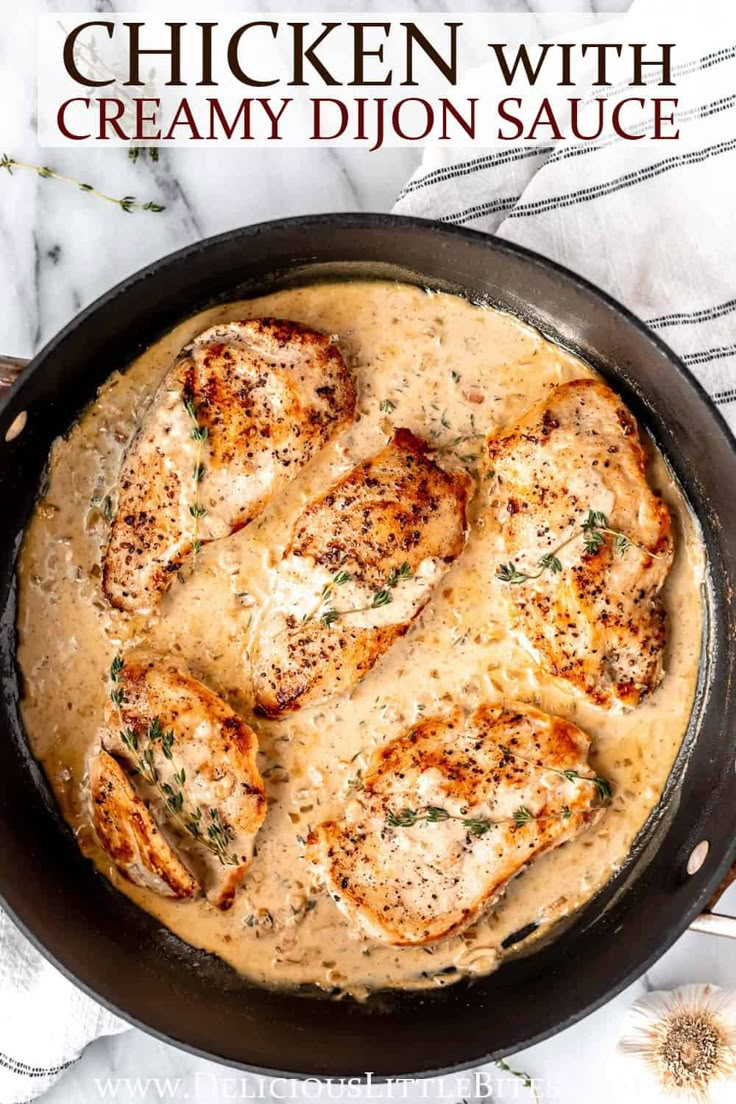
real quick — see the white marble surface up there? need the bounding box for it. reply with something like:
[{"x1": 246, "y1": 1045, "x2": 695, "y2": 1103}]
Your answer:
[
  {"x1": 4, "y1": 1, "x2": 736, "y2": 1102},
  {"x1": 0, "y1": 0, "x2": 635, "y2": 360}
]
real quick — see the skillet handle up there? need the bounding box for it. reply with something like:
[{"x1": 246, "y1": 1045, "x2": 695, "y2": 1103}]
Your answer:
[
  {"x1": 689, "y1": 863, "x2": 736, "y2": 938},
  {"x1": 0, "y1": 354, "x2": 29, "y2": 388}
]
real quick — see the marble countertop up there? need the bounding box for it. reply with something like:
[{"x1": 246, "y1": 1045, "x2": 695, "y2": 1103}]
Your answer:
[
  {"x1": 1, "y1": 0, "x2": 635, "y2": 360},
  {"x1": 4, "y1": 1, "x2": 736, "y2": 1102}
]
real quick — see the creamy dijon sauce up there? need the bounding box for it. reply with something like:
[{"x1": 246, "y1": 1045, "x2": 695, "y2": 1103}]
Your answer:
[{"x1": 16, "y1": 281, "x2": 704, "y2": 996}]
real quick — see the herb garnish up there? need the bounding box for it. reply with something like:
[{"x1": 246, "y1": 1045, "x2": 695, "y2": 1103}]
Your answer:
[
  {"x1": 497, "y1": 508, "x2": 660, "y2": 585},
  {"x1": 183, "y1": 393, "x2": 208, "y2": 558},
  {"x1": 303, "y1": 568, "x2": 353, "y2": 624},
  {"x1": 379, "y1": 398, "x2": 396, "y2": 414},
  {"x1": 498, "y1": 744, "x2": 612, "y2": 802},
  {"x1": 306, "y1": 562, "x2": 413, "y2": 626},
  {"x1": 370, "y1": 561, "x2": 413, "y2": 611},
  {"x1": 385, "y1": 803, "x2": 577, "y2": 834},
  {"x1": 109, "y1": 657, "x2": 239, "y2": 866},
  {"x1": 494, "y1": 1059, "x2": 541, "y2": 1104},
  {"x1": 0, "y1": 154, "x2": 165, "y2": 213},
  {"x1": 346, "y1": 768, "x2": 364, "y2": 794},
  {"x1": 435, "y1": 430, "x2": 485, "y2": 462},
  {"x1": 385, "y1": 756, "x2": 611, "y2": 836}
]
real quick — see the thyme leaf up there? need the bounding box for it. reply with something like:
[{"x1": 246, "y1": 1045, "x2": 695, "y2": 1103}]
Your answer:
[
  {"x1": 129, "y1": 146, "x2": 160, "y2": 164},
  {"x1": 347, "y1": 768, "x2": 364, "y2": 794},
  {"x1": 386, "y1": 561, "x2": 412, "y2": 588},
  {"x1": 371, "y1": 589, "x2": 392, "y2": 609},
  {"x1": 592, "y1": 775, "x2": 613, "y2": 802},
  {"x1": 497, "y1": 562, "x2": 533, "y2": 585},
  {"x1": 206, "y1": 807, "x2": 239, "y2": 867},
  {"x1": 303, "y1": 568, "x2": 353, "y2": 624}
]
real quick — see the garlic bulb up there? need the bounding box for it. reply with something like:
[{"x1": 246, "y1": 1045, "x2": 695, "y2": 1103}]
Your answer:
[{"x1": 618, "y1": 984, "x2": 736, "y2": 1102}]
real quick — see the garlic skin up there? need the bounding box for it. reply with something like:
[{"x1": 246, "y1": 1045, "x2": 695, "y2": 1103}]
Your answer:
[{"x1": 618, "y1": 985, "x2": 736, "y2": 1103}]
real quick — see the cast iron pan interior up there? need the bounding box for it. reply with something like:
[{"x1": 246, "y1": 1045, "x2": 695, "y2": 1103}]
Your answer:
[{"x1": 0, "y1": 215, "x2": 734, "y2": 1078}]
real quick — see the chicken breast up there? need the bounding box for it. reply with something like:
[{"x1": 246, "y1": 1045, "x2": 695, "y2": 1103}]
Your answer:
[
  {"x1": 91, "y1": 653, "x2": 266, "y2": 909},
  {"x1": 251, "y1": 429, "x2": 473, "y2": 716},
  {"x1": 90, "y1": 750, "x2": 199, "y2": 900},
  {"x1": 103, "y1": 319, "x2": 356, "y2": 614},
  {"x1": 488, "y1": 379, "x2": 673, "y2": 708},
  {"x1": 307, "y1": 704, "x2": 609, "y2": 946}
]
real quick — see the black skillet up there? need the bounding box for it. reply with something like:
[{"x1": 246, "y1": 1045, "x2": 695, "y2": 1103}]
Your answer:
[{"x1": 0, "y1": 214, "x2": 735, "y2": 1079}]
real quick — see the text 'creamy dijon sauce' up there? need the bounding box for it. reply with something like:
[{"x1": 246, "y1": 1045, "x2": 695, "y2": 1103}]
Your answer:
[{"x1": 17, "y1": 281, "x2": 704, "y2": 997}]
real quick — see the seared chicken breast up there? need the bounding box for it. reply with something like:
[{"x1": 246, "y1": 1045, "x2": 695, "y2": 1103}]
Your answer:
[
  {"x1": 103, "y1": 319, "x2": 356, "y2": 614},
  {"x1": 90, "y1": 750, "x2": 199, "y2": 900},
  {"x1": 90, "y1": 653, "x2": 266, "y2": 909},
  {"x1": 308, "y1": 704, "x2": 608, "y2": 945},
  {"x1": 488, "y1": 379, "x2": 673, "y2": 708},
  {"x1": 251, "y1": 429, "x2": 473, "y2": 716}
]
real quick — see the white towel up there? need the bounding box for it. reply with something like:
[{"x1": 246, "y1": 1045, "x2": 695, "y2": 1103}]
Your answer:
[
  {"x1": 0, "y1": 910, "x2": 126, "y2": 1103},
  {"x1": 394, "y1": 17, "x2": 736, "y2": 439}
]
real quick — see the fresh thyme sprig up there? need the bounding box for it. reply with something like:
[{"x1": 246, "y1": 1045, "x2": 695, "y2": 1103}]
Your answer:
[
  {"x1": 205, "y1": 808, "x2": 240, "y2": 867},
  {"x1": 498, "y1": 744, "x2": 612, "y2": 802},
  {"x1": 0, "y1": 155, "x2": 165, "y2": 214},
  {"x1": 385, "y1": 803, "x2": 577, "y2": 835},
  {"x1": 385, "y1": 752, "x2": 612, "y2": 835},
  {"x1": 307, "y1": 562, "x2": 413, "y2": 627},
  {"x1": 303, "y1": 568, "x2": 353, "y2": 625},
  {"x1": 373, "y1": 560, "x2": 413, "y2": 608},
  {"x1": 494, "y1": 1059, "x2": 541, "y2": 1104},
  {"x1": 109, "y1": 657, "x2": 238, "y2": 866},
  {"x1": 497, "y1": 508, "x2": 660, "y2": 585},
  {"x1": 183, "y1": 393, "x2": 208, "y2": 559}
]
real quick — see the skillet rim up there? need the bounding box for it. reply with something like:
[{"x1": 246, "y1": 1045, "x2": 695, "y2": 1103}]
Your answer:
[
  {"x1": 3, "y1": 211, "x2": 736, "y2": 455},
  {"x1": 0, "y1": 211, "x2": 735, "y2": 1080}
]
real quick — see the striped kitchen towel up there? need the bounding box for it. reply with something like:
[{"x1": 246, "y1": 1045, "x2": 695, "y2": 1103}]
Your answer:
[
  {"x1": 394, "y1": 27, "x2": 736, "y2": 439},
  {"x1": 0, "y1": 909, "x2": 126, "y2": 1103}
]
